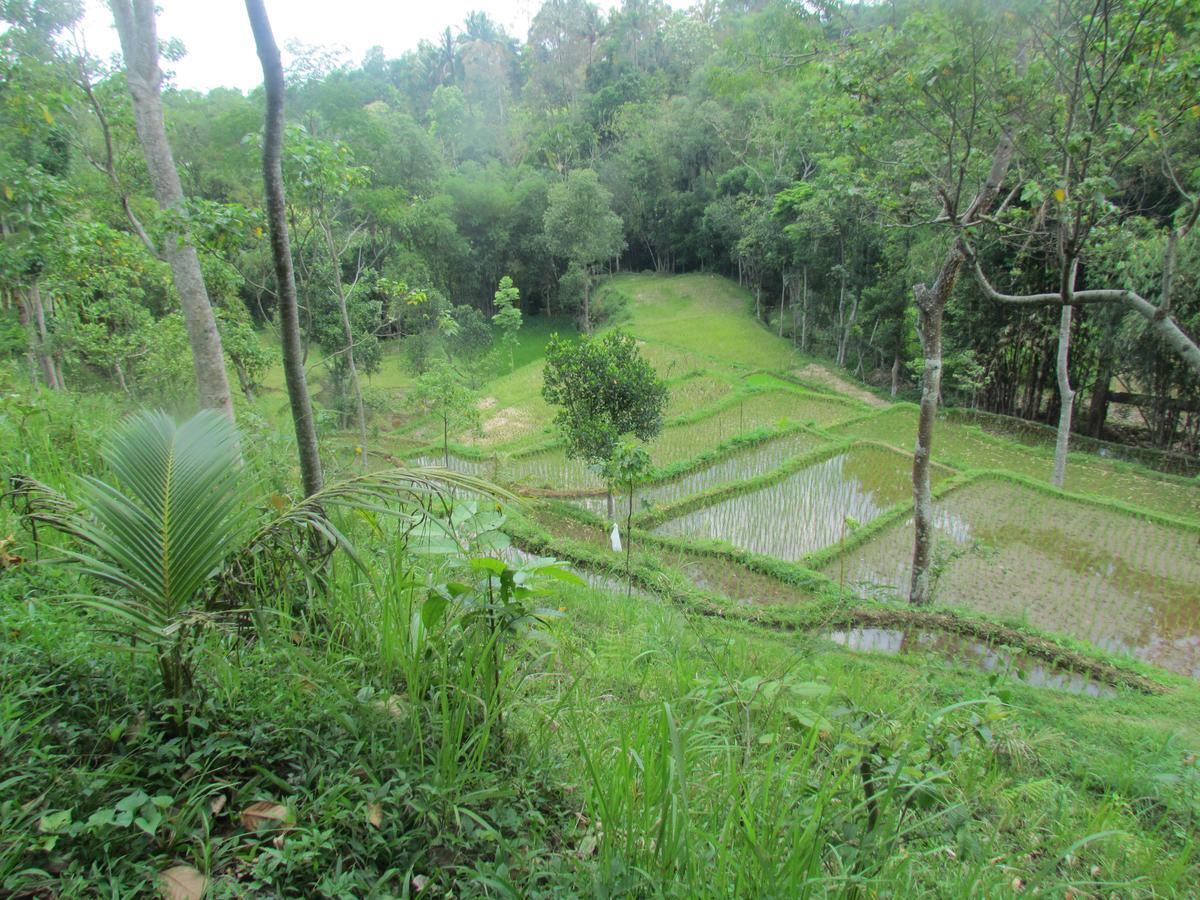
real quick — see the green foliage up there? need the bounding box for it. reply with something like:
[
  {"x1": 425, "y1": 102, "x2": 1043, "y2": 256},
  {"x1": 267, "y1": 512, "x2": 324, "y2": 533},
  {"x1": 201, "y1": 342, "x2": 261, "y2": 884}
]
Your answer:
[
  {"x1": 491, "y1": 274, "x2": 522, "y2": 371},
  {"x1": 408, "y1": 359, "x2": 480, "y2": 462},
  {"x1": 25, "y1": 409, "x2": 251, "y2": 698},
  {"x1": 541, "y1": 329, "x2": 668, "y2": 478}
]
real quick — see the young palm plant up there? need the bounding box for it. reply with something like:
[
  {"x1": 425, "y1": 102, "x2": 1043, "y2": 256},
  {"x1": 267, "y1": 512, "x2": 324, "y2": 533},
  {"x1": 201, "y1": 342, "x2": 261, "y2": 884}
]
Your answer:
[
  {"x1": 52, "y1": 410, "x2": 250, "y2": 700},
  {"x1": 13, "y1": 409, "x2": 511, "y2": 703}
]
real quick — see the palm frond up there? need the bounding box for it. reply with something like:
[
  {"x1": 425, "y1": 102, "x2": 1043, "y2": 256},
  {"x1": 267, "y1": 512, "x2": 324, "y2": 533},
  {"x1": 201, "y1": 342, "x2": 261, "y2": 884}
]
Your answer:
[
  {"x1": 241, "y1": 465, "x2": 520, "y2": 573},
  {"x1": 65, "y1": 409, "x2": 252, "y2": 631}
]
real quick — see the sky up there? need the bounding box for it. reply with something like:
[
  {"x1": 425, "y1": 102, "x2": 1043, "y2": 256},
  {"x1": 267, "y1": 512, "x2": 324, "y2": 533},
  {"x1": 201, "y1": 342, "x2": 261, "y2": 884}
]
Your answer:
[{"x1": 77, "y1": 0, "x2": 666, "y2": 93}]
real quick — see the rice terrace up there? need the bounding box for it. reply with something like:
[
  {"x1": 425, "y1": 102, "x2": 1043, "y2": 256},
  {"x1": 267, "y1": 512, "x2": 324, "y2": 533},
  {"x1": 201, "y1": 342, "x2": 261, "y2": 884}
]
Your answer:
[{"x1": 2, "y1": 0, "x2": 1200, "y2": 896}]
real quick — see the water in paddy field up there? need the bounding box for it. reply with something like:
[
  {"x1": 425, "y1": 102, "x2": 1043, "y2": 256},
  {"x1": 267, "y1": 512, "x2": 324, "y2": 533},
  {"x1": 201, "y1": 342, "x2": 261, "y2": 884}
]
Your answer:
[
  {"x1": 412, "y1": 453, "x2": 496, "y2": 478},
  {"x1": 827, "y1": 628, "x2": 1116, "y2": 697},
  {"x1": 652, "y1": 446, "x2": 920, "y2": 561},
  {"x1": 826, "y1": 480, "x2": 1200, "y2": 679},
  {"x1": 572, "y1": 431, "x2": 823, "y2": 517}
]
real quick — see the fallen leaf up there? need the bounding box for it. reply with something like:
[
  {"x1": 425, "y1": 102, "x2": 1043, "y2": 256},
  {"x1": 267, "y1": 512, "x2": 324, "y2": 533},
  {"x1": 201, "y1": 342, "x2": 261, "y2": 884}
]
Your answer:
[
  {"x1": 367, "y1": 802, "x2": 383, "y2": 828},
  {"x1": 159, "y1": 865, "x2": 207, "y2": 900},
  {"x1": 576, "y1": 832, "x2": 598, "y2": 859},
  {"x1": 209, "y1": 794, "x2": 226, "y2": 816},
  {"x1": 1011, "y1": 876, "x2": 1025, "y2": 892},
  {"x1": 412, "y1": 874, "x2": 429, "y2": 892},
  {"x1": 240, "y1": 801, "x2": 288, "y2": 831},
  {"x1": 373, "y1": 694, "x2": 406, "y2": 717},
  {"x1": 0, "y1": 535, "x2": 25, "y2": 568}
]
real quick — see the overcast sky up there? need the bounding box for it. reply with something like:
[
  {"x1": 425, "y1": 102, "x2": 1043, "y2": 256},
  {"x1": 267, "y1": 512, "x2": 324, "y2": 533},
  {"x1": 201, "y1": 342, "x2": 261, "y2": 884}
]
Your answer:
[{"x1": 77, "y1": 1, "x2": 675, "y2": 93}]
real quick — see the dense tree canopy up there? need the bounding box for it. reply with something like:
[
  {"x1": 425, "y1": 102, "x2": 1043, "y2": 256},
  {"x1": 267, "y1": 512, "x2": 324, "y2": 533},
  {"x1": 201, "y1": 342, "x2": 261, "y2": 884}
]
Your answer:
[{"x1": 1, "y1": 0, "x2": 1197, "y2": 454}]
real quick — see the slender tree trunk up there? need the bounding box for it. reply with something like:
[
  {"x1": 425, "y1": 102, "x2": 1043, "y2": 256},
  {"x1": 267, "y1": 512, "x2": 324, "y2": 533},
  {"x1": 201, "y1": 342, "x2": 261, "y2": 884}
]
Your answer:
[
  {"x1": 443, "y1": 416, "x2": 449, "y2": 468},
  {"x1": 246, "y1": 0, "x2": 323, "y2": 495},
  {"x1": 909, "y1": 132, "x2": 1015, "y2": 606},
  {"x1": 1052, "y1": 303, "x2": 1075, "y2": 488},
  {"x1": 321, "y1": 218, "x2": 369, "y2": 472},
  {"x1": 582, "y1": 269, "x2": 591, "y2": 333},
  {"x1": 891, "y1": 352, "x2": 901, "y2": 397},
  {"x1": 233, "y1": 358, "x2": 254, "y2": 403},
  {"x1": 111, "y1": 0, "x2": 234, "y2": 421},
  {"x1": 779, "y1": 274, "x2": 786, "y2": 337},
  {"x1": 14, "y1": 287, "x2": 40, "y2": 388},
  {"x1": 800, "y1": 267, "x2": 809, "y2": 354},
  {"x1": 1086, "y1": 354, "x2": 1111, "y2": 438},
  {"x1": 909, "y1": 283, "x2": 946, "y2": 606},
  {"x1": 26, "y1": 281, "x2": 59, "y2": 389},
  {"x1": 606, "y1": 485, "x2": 614, "y2": 521},
  {"x1": 114, "y1": 360, "x2": 129, "y2": 393}
]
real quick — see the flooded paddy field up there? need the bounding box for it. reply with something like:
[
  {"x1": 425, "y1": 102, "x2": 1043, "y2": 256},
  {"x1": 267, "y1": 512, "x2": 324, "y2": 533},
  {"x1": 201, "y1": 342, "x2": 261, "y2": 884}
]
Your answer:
[
  {"x1": 664, "y1": 374, "x2": 735, "y2": 417},
  {"x1": 827, "y1": 627, "x2": 1116, "y2": 696},
  {"x1": 572, "y1": 430, "x2": 824, "y2": 516},
  {"x1": 834, "y1": 407, "x2": 1200, "y2": 522},
  {"x1": 650, "y1": 391, "x2": 857, "y2": 467},
  {"x1": 820, "y1": 480, "x2": 1200, "y2": 677},
  {"x1": 652, "y1": 445, "x2": 947, "y2": 560}
]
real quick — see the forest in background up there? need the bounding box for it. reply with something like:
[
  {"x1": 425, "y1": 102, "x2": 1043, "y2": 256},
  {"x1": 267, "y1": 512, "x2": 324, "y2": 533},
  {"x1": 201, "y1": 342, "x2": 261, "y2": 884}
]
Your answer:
[{"x1": 2, "y1": 0, "x2": 1198, "y2": 454}]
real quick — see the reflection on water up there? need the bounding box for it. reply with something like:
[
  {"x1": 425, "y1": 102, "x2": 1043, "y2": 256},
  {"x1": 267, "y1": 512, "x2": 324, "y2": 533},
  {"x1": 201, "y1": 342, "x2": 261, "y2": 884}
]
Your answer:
[
  {"x1": 828, "y1": 627, "x2": 1116, "y2": 697},
  {"x1": 573, "y1": 431, "x2": 822, "y2": 517},
  {"x1": 653, "y1": 447, "x2": 931, "y2": 561},
  {"x1": 825, "y1": 481, "x2": 1200, "y2": 679}
]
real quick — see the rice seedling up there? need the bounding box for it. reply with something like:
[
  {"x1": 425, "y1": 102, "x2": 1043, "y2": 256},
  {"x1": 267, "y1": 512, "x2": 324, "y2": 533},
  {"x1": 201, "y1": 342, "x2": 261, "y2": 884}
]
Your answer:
[
  {"x1": 653, "y1": 446, "x2": 933, "y2": 560},
  {"x1": 822, "y1": 479, "x2": 1200, "y2": 676},
  {"x1": 835, "y1": 407, "x2": 1200, "y2": 523}
]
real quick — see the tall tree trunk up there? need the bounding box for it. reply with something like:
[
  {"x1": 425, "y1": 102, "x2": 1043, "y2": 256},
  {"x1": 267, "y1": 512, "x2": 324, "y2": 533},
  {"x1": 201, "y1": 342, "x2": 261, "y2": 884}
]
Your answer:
[
  {"x1": 1086, "y1": 354, "x2": 1111, "y2": 438},
  {"x1": 246, "y1": 0, "x2": 323, "y2": 496},
  {"x1": 582, "y1": 269, "x2": 591, "y2": 333},
  {"x1": 320, "y1": 218, "x2": 369, "y2": 473},
  {"x1": 111, "y1": 0, "x2": 234, "y2": 421},
  {"x1": 891, "y1": 351, "x2": 901, "y2": 398},
  {"x1": 14, "y1": 287, "x2": 40, "y2": 388},
  {"x1": 909, "y1": 132, "x2": 1015, "y2": 606},
  {"x1": 25, "y1": 280, "x2": 59, "y2": 389},
  {"x1": 800, "y1": 267, "x2": 809, "y2": 353},
  {"x1": 779, "y1": 274, "x2": 786, "y2": 338},
  {"x1": 1051, "y1": 303, "x2": 1075, "y2": 488},
  {"x1": 909, "y1": 280, "x2": 947, "y2": 606}
]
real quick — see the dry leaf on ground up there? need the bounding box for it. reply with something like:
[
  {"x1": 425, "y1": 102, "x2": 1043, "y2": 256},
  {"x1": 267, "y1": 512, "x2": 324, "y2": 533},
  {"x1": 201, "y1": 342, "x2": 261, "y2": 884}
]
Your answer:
[
  {"x1": 159, "y1": 864, "x2": 207, "y2": 900},
  {"x1": 240, "y1": 801, "x2": 288, "y2": 831}
]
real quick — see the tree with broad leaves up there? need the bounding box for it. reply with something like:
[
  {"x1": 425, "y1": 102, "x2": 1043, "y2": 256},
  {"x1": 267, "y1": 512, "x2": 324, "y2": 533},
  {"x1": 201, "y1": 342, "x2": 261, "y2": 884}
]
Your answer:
[
  {"x1": 543, "y1": 168, "x2": 625, "y2": 332},
  {"x1": 491, "y1": 275, "x2": 522, "y2": 371},
  {"x1": 541, "y1": 329, "x2": 667, "y2": 519},
  {"x1": 408, "y1": 358, "x2": 480, "y2": 467}
]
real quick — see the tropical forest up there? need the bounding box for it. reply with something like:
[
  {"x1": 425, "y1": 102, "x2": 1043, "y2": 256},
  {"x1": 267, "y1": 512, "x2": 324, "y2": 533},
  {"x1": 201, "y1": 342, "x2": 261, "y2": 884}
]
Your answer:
[{"x1": 1, "y1": 0, "x2": 1198, "y2": 895}]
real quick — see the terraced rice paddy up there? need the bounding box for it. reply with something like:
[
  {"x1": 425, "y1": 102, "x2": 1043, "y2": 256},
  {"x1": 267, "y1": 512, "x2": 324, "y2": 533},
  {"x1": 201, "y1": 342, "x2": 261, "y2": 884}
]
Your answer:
[
  {"x1": 412, "y1": 452, "x2": 497, "y2": 478},
  {"x1": 651, "y1": 391, "x2": 856, "y2": 466},
  {"x1": 573, "y1": 430, "x2": 824, "y2": 516},
  {"x1": 835, "y1": 407, "x2": 1200, "y2": 522},
  {"x1": 653, "y1": 445, "x2": 943, "y2": 560},
  {"x1": 664, "y1": 374, "x2": 734, "y2": 417},
  {"x1": 827, "y1": 628, "x2": 1115, "y2": 696},
  {"x1": 500, "y1": 449, "x2": 605, "y2": 490},
  {"x1": 821, "y1": 480, "x2": 1200, "y2": 677}
]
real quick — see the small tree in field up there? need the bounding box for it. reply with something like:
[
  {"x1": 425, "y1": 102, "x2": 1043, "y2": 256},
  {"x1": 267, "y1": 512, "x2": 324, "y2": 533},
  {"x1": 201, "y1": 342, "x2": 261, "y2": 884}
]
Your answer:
[
  {"x1": 409, "y1": 359, "x2": 480, "y2": 466},
  {"x1": 606, "y1": 441, "x2": 652, "y2": 597},
  {"x1": 541, "y1": 330, "x2": 667, "y2": 518},
  {"x1": 492, "y1": 275, "x2": 523, "y2": 371}
]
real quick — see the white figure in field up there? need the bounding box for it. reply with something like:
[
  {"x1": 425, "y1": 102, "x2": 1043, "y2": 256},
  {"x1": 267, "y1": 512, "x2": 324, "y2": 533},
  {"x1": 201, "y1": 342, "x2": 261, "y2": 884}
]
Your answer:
[{"x1": 610, "y1": 522, "x2": 622, "y2": 552}]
